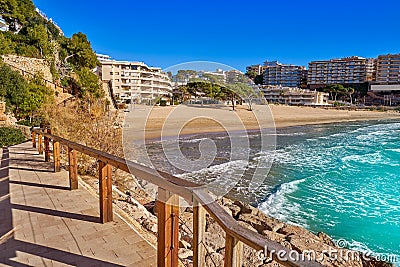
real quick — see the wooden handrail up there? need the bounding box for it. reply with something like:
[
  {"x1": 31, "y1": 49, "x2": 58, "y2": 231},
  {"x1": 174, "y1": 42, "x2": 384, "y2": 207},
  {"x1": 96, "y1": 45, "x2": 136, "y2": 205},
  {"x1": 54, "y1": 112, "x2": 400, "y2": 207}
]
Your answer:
[{"x1": 32, "y1": 128, "x2": 323, "y2": 267}]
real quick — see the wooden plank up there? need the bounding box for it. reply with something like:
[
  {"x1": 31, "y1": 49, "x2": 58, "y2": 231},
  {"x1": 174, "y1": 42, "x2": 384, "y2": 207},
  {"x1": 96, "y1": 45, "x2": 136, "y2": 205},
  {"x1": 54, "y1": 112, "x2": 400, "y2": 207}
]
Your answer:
[
  {"x1": 193, "y1": 200, "x2": 206, "y2": 267},
  {"x1": 99, "y1": 161, "x2": 113, "y2": 223},
  {"x1": 38, "y1": 133, "x2": 43, "y2": 155},
  {"x1": 224, "y1": 234, "x2": 242, "y2": 267},
  {"x1": 68, "y1": 148, "x2": 78, "y2": 190},
  {"x1": 53, "y1": 141, "x2": 60, "y2": 172},
  {"x1": 157, "y1": 188, "x2": 179, "y2": 267},
  {"x1": 32, "y1": 131, "x2": 36, "y2": 148}
]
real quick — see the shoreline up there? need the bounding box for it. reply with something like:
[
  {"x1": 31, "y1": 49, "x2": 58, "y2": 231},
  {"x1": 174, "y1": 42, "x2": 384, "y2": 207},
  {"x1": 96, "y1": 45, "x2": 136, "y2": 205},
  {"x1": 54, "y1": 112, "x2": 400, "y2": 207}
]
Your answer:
[
  {"x1": 122, "y1": 104, "x2": 400, "y2": 140},
  {"x1": 119, "y1": 104, "x2": 398, "y2": 266}
]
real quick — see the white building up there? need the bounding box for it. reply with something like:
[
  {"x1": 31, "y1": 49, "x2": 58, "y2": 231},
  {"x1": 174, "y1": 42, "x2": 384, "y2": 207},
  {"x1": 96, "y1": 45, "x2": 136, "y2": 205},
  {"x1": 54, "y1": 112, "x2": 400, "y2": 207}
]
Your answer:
[
  {"x1": 98, "y1": 55, "x2": 172, "y2": 104},
  {"x1": 260, "y1": 86, "x2": 329, "y2": 105}
]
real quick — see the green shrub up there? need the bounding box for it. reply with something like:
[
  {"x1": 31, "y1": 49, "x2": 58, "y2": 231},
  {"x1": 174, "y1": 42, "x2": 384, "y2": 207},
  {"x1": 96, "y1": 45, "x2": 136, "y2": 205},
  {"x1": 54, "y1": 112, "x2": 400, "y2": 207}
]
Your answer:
[
  {"x1": 16, "y1": 118, "x2": 42, "y2": 127},
  {"x1": 0, "y1": 127, "x2": 26, "y2": 147}
]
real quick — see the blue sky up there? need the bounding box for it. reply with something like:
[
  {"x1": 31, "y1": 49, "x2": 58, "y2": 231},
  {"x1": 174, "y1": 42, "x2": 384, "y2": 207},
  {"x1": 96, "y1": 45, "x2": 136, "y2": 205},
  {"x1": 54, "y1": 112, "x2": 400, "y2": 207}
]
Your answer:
[{"x1": 33, "y1": 0, "x2": 400, "y2": 72}]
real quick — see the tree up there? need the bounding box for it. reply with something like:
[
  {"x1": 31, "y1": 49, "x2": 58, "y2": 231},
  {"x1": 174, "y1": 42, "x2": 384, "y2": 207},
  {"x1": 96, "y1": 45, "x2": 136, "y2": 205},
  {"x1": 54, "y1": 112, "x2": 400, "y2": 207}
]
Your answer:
[
  {"x1": 0, "y1": 0, "x2": 35, "y2": 32},
  {"x1": 323, "y1": 84, "x2": 347, "y2": 101},
  {"x1": 64, "y1": 32, "x2": 99, "y2": 69},
  {"x1": 245, "y1": 70, "x2": 257, "y2": 80},
  {"x1": 0, "y1": 33, "x2": 15, "y2": 54},
  {"x1": 347, "y1": 87, "x2": 355, "y2": 104},
  {"x1": 76, "y1": 67, "x2": 103, "y2": 99},
  {"x1": 0, "y1": 63, "x2": 28, "y2": 116},
  {"x1": 201, "y1": 72, "x2": 225, "y2": 85},
  {"x1": 26, "y1": 24, "x2": 52, "y2": 58},
  {"x1": 254, "y1": 74, "x2": 263, "y2": 85},
  {"x1": 167, "y1": 71, "x2": 173, "y2": 81},
  {"x1": 19, "y1": 74, "x2": 53, "y2": 120},
  {"x1": 175, "y1": 70, "x2": 197, "y2": 83}
]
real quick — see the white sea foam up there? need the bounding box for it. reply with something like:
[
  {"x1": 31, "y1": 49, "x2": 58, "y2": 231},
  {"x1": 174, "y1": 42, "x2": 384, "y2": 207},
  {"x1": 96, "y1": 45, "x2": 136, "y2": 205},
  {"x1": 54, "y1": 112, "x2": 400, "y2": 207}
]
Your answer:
[
  {"x1": 257, "y1": 179, "x2": 307, "y2": 225},
  {"x1": 387, "y1": 148, "x2": 400, "y2": 153},
  {"x1": 177, "y1": 159, "x2": 248, "y2": 180},
  {"x1": 179, "y1": 137, "x2": 208, "y2": 143}
]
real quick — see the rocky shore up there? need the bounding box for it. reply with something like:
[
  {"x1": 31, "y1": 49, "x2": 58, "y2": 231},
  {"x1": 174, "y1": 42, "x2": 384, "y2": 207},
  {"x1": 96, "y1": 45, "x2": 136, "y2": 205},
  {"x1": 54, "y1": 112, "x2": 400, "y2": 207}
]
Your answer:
[{"x1": 80, "y1": 173, "x2": 393, "y2": 267}]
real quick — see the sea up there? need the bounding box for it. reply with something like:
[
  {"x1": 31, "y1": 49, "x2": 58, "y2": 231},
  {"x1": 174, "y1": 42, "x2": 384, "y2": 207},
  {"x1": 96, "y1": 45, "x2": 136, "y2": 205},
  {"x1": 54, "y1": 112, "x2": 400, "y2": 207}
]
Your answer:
[{"x1": 136, "y1": 119, "x2": 400, "y2": 264}]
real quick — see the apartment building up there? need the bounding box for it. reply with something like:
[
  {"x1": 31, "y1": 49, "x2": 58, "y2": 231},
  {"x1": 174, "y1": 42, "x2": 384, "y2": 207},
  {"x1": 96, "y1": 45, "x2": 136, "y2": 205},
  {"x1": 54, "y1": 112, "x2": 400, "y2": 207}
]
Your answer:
[
  {"x1": 308, "y1": 56, "x2": 374, "y2": 89},
  {"x1": 262, "y1": 61, "x2": 306, "y2": 88},
  {"x1": 260, "y1": 85, "x2": 329, "y2": 105},
  {"x1": 375, "y1": 53, "x2": 400, "y2": 84},
  {"x1": 99, "y1": 56, "x2": 172, "y2": 104},
  {"x1": 246, "y1": 64, "x2": 267, "y2": 75}
]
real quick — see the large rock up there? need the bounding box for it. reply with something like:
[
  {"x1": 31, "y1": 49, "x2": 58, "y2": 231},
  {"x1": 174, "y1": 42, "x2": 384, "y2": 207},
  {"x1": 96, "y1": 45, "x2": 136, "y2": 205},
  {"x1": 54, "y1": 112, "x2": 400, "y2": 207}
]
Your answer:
[
  {"x1": 178, "y1": 248, "x2": 193, "y2": 259},
  {"x1": 225, "y1": 203, "x2": 241, "y2": 217},
  {"x1": 278, "y1": 224, "x2": 320, "y2": 240},
  {"x1": 238, "y1": 213, "x2": 284, "y2": 233},
  {"x1": 361, "y1": 256, "x2": 395, "y2": 267},
  {"x1": 234, "y1": 200, "x2": 254, "y2": 214},
  {"x1": 206, "y1": 252, "x2": 224, "y2": 267},
  {"x1": 318, "y1": 232, "x2": 336, "y2": 247},
  {"x1": 261, "y1": 230, "x2": 287, "y2": 244},
  {"x1": 288, "y1": 234, "x2": 363, "y2": 267},
  {"x1": 204, "y1": 222, "x2": 225, "y2": 252}
]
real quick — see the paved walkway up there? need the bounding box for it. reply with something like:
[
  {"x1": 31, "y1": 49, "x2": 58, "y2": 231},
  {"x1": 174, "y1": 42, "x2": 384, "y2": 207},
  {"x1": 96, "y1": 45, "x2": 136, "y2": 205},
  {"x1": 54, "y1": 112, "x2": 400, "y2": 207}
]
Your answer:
[{"x1": 0, "y1": 142, "x2": 156, "y2": 267}]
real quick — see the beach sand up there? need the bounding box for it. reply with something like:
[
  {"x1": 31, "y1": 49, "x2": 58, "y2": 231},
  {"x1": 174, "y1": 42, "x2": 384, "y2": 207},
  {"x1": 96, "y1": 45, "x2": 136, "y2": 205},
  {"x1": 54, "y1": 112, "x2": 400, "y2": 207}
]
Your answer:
[{"x1": 122, "y1": 104, "x2": 400, "y2": 139}]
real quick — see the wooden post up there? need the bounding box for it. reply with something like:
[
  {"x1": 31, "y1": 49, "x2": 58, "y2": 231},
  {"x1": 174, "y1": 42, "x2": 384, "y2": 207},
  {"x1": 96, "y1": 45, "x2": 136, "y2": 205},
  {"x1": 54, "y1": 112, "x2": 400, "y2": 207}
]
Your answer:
[
  {"x1": 99, "y1": 161, "x2": 113, "y2": 223},
  {"x1": 32, "y1": 131, "x2": 36, "y2": 148},
  {"x1": 157, "y1": 188, "x2": 180, "y2": 267},
  {"x1": 44, "y1": 135, "x2": 50, "y2": 162},
  {"x1": 53, "y1": 141, "x2": 60, "y2": 172},
  {"x1": 44, "y1": 129, "x2": 52, "y2": 162},
  {"x1": 224, "y1": 234, "x2": 243, "y2": 267},
  {"x1": 38, "y1": 133, "x2": 43, "y2": 154},
  {"x1": 193, "y1": 200, "x2": 206, "y2": 267},
  {"x1": 68, "y1": 148, "x2": 78, "y2": 190}
]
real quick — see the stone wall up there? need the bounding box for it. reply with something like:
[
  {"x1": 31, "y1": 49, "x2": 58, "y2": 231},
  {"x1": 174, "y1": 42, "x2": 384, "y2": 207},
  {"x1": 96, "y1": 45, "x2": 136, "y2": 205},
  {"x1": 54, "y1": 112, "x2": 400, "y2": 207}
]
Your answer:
[
  {"x1": 1, "y1": 55, "x2": 53, "y2": 81},
  {"x1": 1, "y1": 55, "x2": 72, "y2": 103}
]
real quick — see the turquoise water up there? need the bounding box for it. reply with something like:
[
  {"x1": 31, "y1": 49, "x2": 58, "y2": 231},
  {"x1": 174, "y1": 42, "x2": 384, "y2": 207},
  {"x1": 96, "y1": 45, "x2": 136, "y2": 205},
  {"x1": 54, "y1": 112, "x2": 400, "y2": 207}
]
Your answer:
[
  {"x1": 141, "y1": 119, "x2": 400, "y2": 263},
  {"x1": 257, "y1": 120, "x2": 400, "y2": 263}
]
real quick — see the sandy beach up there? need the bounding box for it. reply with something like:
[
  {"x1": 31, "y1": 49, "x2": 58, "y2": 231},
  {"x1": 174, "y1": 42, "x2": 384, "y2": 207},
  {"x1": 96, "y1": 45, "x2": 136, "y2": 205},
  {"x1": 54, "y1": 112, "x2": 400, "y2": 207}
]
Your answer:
[{"x1": 123, "y1": 104, "x2": 400, "y2": 139}]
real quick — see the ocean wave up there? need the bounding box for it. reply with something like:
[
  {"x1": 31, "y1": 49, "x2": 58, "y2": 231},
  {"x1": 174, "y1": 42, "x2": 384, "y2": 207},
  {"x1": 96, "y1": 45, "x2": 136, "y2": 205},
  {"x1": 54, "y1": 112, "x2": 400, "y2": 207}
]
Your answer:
[
  {"x1": 257, "y1": 179, "x2": 308, "y2": 225},
  {"x1": 179, "y1": 137, "x2": 208, "y2": 143},
  {"x1": 177, "y1": 159, "x2": 249, "y2": 180},
  {"x1": 386, "y1": 148, "x2": 400, "y2": 153},
  {"x1": 341, "y1": 152, "x2": 400, "y2": 167}
]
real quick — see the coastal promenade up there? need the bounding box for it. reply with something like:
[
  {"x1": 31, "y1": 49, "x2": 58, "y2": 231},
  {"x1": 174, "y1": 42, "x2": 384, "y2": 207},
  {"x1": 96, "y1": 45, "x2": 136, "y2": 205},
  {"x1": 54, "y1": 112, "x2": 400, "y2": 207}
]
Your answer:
[{"x1": 0, "y1": 142, "x2": 156, "y2": 266}]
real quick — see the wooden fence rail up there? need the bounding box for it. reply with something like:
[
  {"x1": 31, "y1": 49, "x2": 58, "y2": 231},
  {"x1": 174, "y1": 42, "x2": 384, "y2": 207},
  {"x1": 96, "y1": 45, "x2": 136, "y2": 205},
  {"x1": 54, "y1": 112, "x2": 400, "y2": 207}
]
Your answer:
[{"x1": 32, "y1": 128, "x2": 323, "y2": 267}]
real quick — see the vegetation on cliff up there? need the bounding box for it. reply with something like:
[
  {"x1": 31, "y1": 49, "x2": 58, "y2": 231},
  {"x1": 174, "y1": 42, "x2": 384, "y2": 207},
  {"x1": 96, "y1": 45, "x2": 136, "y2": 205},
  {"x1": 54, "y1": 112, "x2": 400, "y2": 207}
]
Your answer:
[
  {"x1": 0, "y1": 61, "x2": 53, "y2": 119},
  {"x1": 0, "y1": 0, "x2": 104, "y2": 122},
  {"x1": 0, "y1": 0, "x2": 103, "y2": 101}
]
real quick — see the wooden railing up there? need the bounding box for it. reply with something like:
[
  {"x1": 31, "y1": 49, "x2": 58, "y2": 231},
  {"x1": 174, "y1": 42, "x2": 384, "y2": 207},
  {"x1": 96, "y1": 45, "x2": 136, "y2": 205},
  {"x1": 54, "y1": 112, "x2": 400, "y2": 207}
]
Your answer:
[{"x1": 31, "y1": 128, "x2": 323, "y2": 267}]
